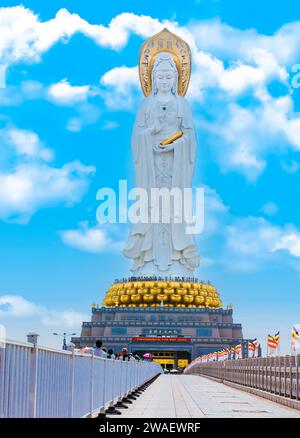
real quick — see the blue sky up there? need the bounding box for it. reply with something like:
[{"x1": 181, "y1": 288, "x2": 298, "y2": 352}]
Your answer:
[{"x1": 0, "y1": 0, "x2": 300, "y2": 353}]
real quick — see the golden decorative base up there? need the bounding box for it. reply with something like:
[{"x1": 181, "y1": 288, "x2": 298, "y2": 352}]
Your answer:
[{"x1": 102, "y1": 281, "x2": 222, "y2": 309}]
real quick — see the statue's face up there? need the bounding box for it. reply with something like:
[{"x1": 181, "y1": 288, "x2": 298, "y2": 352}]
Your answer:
[{"x1": 154, "y1": 64, "x2": 176, "y2": 94}]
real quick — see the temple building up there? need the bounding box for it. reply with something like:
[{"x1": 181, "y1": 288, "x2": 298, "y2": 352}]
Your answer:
[{"x1": 72, "y1": 278, "x2": 246, "y2": 368}]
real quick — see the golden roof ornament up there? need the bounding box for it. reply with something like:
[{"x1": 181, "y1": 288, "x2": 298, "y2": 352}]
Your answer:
[
  {"x1": 102, "y1": 281, "x2": 222, "y2": 309},
  {"x1": 138, "y1": 28, "x2": 192, "y2": 97}
]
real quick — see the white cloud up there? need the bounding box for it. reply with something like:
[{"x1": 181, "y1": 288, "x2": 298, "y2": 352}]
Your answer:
[
  {"x1": 0, "y1": 161, "x2": 95, "y2": 223},
  {"x1": 0, "y1": 79, "x2": 90, "y2": 107},
  {"x1": 2, "y1": 7, "x2": 298, "y2": 69},
  {"x1": 219, "y1": 49, "x2": 287, "y2": 95},
  {"x1": 0, "y1": 7, "x2": 298, "y2": 98},
  {"x1": 201, "y1": 188, "x2": 300, "y2": 273},
  {"x1": 0, "y1": 295, "x2": 38, "y2": 317},
  {"x1": 200, "y1": 91, "x2": 300, "y2": 180},
  {"x1": 65, "y1": 103, "x2": 101, "y2": 132},
  {"x1": 41, "y1": 310, "x2": 88, "y2": 328},
  {"x1": 47, "y1": 79, "x2": 90, "y2": 105},
  {"x1": 202, "y1": 186, "x2": 229, "y2": 235},
  {"x1": 101, "y1": 120, "x2": 119, "y2": 130},
  {"x1": 0, "y1": 126, "x2": 95, "y2": 223},
  {"x1": 0, "y1": 7, "x2": 166, "y2": 67},
  {"x1": 273, "y1": 231, "x2": 300, "y2": 257},
  {"x1": 225, "y1": 218, "x2": 300, "y2": 271},
  {"x1": 281, "y1": 159, "x2": 300, "y2": 174},
  {"x1": 261, "y1": 202, "x2": 278, "y2": 217},
  {"x1": 226, "y1": 216, "x2": 281, "y2": 257},
  {"x1": 188, "y1": 48, "x2": 288, "y2": 100},
  {"x1": 4, "y1": 127, "x2": 53, "y2": 161},
  {"x1": 0, "y1": 294, "x2": 88, "y2": 329},
  {"x1": 99, "y1": 66, "x2": 139, "y2": 110},
  {"x1": 66, "y1": 118, "x2": 82, "y2": 132},
  {"x1": 20, "y1": 80, "x2": 44, "y2": 98},
  {"x1": 0, "y1": 80, "x2": 46, "y2": 106},
  {"x1": 190, "y1": 18, "x2": 300, "y2": 65},
  {"x1": 60, "y1": 222, "x2": 123, "y2": 254},
  {"x1": 0, "y1": 80, "x2": 101, "y2": 130}
]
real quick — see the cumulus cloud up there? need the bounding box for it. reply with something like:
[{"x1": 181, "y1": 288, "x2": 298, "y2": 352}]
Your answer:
[
  {"x1": 0, "y1": 127, "x2": 95, "y2": 223},
  {"x1": 261, "y1": 202, "x2": 278, "y2": 217},
  {"x1": 0, "y1": 161, "x2": 95, "y2": 223},
  {"x1": 224, "y1": 217, "x2": 300, "y2": 271},
  {"x1": 0, "y1": 80, "x2": 45, "y2": 106},
  {"x1": 188, "y1": 48, "x2": 288, "y2": 101},
  {"x1": 202, "y1": 186, "x2": 229, "y2": 235},
  {"x1": 0, "y1": 79, "x2": 91, "y2": 107},
  {"x1": 60, "y1": 222, "x2": 123, "y2": 253},
  {"x1": 0, "y1": 294, "x2": 88, "y2": 328},
  {"x1": 101, "y1": 120, "x2": 119, "y2": 130},
  {"x1": 0, "y1": 295, "x2": 38, "y2": 317},
  {"x1": 273, "y1": 231, "x2": 300, "y2": 257},
  {"x1": 224, "y1": 217, "x2": 282, "y2": 271},
  {"x1": 65, "y1": 103, "x2": 101, "y2": 132},
  {"x1": 99, "y1": 66, "x2": 139, "y2": 109},
  {"x1": 0, "y1": 79, "x2": 102, "y2": 130},
  {"x1": 0, "y1": 7, "x2": 166, "y2": 67},
  {"x1": 3, "y1": 6, "x2": 299, "y2": 68},
  {"x1": 190, "y1": 18, "x2": 300, "y2": 65},
  {"x1": 47, "y1": 79, "x2": 90, "y2": 105},
  {"x1": 4, "y1": 127, "x2": 53, "y2": 161},
  {"x1": 198, "y1": 91, "x2": 300, "y2": 180},
  {"x1": 200, "y1": 188, "x2": 300, "y2": 272}
]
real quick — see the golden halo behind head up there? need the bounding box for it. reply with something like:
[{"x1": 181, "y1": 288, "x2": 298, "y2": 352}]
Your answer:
[{"x1": 139, "y1": 28, "x2": 191, "y2": 97}]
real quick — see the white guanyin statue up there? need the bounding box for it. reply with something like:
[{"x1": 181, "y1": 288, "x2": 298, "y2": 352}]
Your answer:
[{"x1": 123, "y1": 29, "x2": 200, "y2": 277}]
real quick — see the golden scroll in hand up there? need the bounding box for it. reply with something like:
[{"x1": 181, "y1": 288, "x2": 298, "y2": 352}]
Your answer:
[{"x1": 160, "y1": 131, "x2": 183, "y2": 147}]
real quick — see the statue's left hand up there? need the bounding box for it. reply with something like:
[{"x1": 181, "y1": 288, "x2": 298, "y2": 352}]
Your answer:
[
  {"x1": 158, "y1": 143, "x2": 174, "y2": 153},
  {"x1": 154, "y1": 135, "x2": 183, "y2": 153},
  {"x1": 160, "y1": 135, "x2": 184, "y2": 152}
]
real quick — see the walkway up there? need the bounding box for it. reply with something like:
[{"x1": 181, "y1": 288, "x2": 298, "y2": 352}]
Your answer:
[{"x1": 116, "y1": 374, "x2": 300, "y2": 418}]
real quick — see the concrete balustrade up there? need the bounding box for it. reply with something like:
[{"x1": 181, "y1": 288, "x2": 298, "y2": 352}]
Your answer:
[{"x1": 0, "y1": 340, "x2": 162, "y2": 418}]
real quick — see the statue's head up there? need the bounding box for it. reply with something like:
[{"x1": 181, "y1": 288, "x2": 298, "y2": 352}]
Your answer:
[{"x1": 151, "y1": 52, "x2": 178, "y2": 96}]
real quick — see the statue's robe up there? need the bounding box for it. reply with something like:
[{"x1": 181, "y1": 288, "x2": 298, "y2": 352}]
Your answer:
[{"x1": 123, "y1": 95, "x2": 200, "y2": 274}]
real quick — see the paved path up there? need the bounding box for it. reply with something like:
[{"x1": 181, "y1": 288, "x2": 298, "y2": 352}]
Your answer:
[{"x1": 115, "y1": 375, "x2": 300, "y2": 418}]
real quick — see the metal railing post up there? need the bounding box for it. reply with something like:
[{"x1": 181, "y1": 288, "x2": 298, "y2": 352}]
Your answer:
[
  {"x1": 68, "y1": 351, "x2": 75, "y2": 418},
  {"x1": 120, "y1": 360, "x2": 123, "y2": 400},
  {"x1": 89, "y1": 353, "x2": 94, "y2": 417},
  {"x1": 110, "y1": 359, "x2": 116, "y2": 407},
  {"x1": 290, "y1": 355, "x2": 293, "y2": 398},
  {"x1": 98, "y1": 358, "x2": 107, "y2": 416},
  {"x1": 284, "y1": 355, "x2": 287, "y2": 397},
  {"x1": 296, "y1": 355, "x2": 299, "y2": 400},
  {"x1": 28, "y1": 346, "x2": 38, "y2": 418}
]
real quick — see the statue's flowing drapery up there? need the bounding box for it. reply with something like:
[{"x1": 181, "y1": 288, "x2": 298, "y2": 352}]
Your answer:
[{"x1": 123, "y1": 96, "x2": 200, "y2": 276}]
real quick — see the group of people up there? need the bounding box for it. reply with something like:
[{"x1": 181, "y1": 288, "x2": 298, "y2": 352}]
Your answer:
[
  {"x1": 93, "y1": 340, "x2": 141, "y2": 361},
  {"x1": 115, "y1": 276, "x2": 200, "y2": 283}
]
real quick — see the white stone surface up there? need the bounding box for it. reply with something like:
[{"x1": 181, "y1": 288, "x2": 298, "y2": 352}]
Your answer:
[
  {"x1": 114, "y1": 374, "x2": 300, "y2": 418},
  {"x1": 123, "y1": 52, "x2": 200, "y2": 277}
]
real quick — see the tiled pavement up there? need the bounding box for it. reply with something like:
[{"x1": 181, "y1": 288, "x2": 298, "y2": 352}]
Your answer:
[{"x1": 115, "y1": 374, "x2": 300, "y2": 418}]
